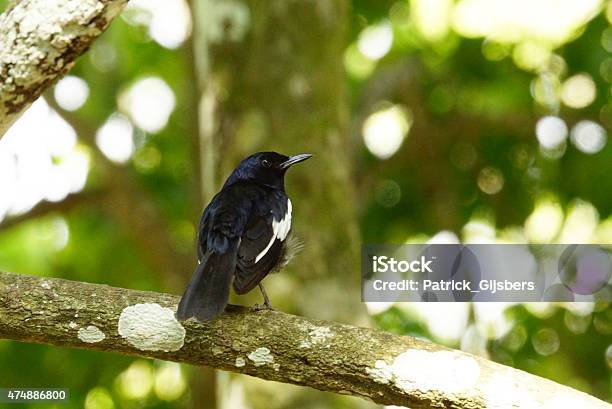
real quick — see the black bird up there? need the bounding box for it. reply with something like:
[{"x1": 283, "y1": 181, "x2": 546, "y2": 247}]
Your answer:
[{"x1": 176, "y1": 151, "x2": 312, "y2": 321}]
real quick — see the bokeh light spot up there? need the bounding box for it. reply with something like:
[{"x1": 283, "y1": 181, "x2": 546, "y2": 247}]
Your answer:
[
  {"x1": 344, "y1": 44, "x2": 376, "y2": 79},
  {"x1": 85, "y1": 387, "x2": 115, "y2": 409},
  {"x1": 601, "y1": 26, "x2": 612, "y2": 52},
  {"x1": 570, "y1": 120, "x2": 607, "y2": 154},
  {"x1": 513, "y1": 41, "x2": 551, "y2": 72},
  {"x1": 450, "y1": 142, "x2": 477, "y2": 170},
  {"x1": 154, "y1": 362, "x2": 187, "y2": 401},
  {"x1": 564, "y1": 310, "x2": 592, "y2": 334},
  {"x1": 124, "y1": 0, "x2": 192, "y2": 49},
  {"x1": 605, "y1": 344, "x2": 612, "y2": 369},
  {"x1": 412, "y1": 0, "x2": 452, "y2": 41},
  {"x1": 119, "y1": 77, "x2": 176, "y2": 133},
  {"x1": 357, "y1": 21, "x2": 393, "y2": 60},
  {"x1": 535, "y1": 116, "x2": 567, "y2": 150},
  {"x1": 600, "y1": 58, "x2": 612, "y2": 83},
  {"x1": 375, "y1": 180, "x2": 402, "y2": 207},
  {"x1": 477, "y1": 167, "x2": 504, "y2": 195},
  {"x1": 117, "y1": 360, "x2": 154, "y2": 400},
  {"x1": 54, "y1": 76, "x2": 89, "y2": 111},
  {"x1": 530, "y1": 73, "x2": 560, "y2": 111},
  {"x1": 96, "y1": 113, "x2": 135, "y2": 164},
  {"x1": 525, "y1": 195, "x2": 564, "y2": 243},
  {"x1": 133, "y1": 145, "x2": 162, "y2": 173},
  {"x1": 561, "y1": 73, "x2": 596, "y2": 109},
  {"x1": 531, "y1": 327, "x2": 560, "y2": 356},
  {"x1": 0, "y1": 99, "x2": 89, "y2": 218},
  {"x1": 559, "y1": 199, "x2": 599, "y2": 244},
  {"x1": 363, "y1": 104, "x2": 412, "y2": 159}
]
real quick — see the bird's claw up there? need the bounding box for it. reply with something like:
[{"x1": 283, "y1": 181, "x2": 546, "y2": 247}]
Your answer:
[{"x1": 252, "y1": 303, "x2": 274, "y2": 311}]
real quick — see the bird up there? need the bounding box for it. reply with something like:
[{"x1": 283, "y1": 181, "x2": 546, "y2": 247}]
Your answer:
[{"x1": 176, "y1": 151, "x2": 312, "y2": 321}]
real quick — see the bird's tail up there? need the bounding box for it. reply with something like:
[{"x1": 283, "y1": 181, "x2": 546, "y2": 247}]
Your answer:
[{"x1": 176, "y1": 240, "x2": 239, "y2": 321}]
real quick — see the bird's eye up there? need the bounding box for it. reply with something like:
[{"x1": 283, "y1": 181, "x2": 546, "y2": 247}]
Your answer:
[{"x1": 261, "y1": 159, "x2": 271, "y2": 168}]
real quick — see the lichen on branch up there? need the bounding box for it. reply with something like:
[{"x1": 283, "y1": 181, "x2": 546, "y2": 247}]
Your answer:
[{"x1": 0, "y1": 271, "x2": 609, "y2": 409}]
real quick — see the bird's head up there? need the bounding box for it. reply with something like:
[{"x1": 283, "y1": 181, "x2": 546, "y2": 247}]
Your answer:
[{"x1": 224, "y1": 151, "x2": 312, "y2": 189}]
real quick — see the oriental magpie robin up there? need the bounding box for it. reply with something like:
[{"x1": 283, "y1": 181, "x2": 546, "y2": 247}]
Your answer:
[{"x1": 176, "y1": 152, "x2": 312, "y2": 321}]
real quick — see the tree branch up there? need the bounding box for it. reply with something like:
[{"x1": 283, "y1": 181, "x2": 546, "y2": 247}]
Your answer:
[
  {"x1": 0, "y1": 190, "x2": 104, "y2": 232},
  {"x1": 0, "y1": 271, "x2": 608, "y2": 409},
  {"x1": 0, "y1": 0, "x2": 128, "y2": 138}
]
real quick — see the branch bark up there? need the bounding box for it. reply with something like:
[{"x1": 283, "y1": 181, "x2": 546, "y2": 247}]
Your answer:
[
  {"x1": 0, "y1": 0, "x2": 128, "y2": 138},
  {"x1": 0, "y1": 271, "x2": 608, "y2": 409}
]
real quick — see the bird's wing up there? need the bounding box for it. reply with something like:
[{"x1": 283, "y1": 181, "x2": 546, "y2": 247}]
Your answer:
[{"x1": 233, "y1": 197, "x2": 291, "y2": 294}]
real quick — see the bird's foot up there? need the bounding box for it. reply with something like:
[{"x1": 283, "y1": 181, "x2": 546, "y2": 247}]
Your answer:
[{"x1": 251, "y1": 303, "x2": 274, "y2": 312}]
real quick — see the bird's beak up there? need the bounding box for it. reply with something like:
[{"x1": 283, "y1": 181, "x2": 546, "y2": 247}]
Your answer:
[{"x1": 279, "y1": 153, "x2": 312, "y2": 169}]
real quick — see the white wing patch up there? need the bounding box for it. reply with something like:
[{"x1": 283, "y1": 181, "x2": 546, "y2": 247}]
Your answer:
[{"x1": 255, "y1": 199, "x2": 292, "y2": 263}]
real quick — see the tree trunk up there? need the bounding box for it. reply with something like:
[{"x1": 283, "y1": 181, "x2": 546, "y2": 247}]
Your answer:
[{"x1": 194, "y1": 0, "x2": 362, "y2": 323}]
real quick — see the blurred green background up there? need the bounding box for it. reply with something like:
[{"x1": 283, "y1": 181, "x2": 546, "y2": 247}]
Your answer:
[{"x1": 0, "y1": 0, "x2": 611, "y2": 408}]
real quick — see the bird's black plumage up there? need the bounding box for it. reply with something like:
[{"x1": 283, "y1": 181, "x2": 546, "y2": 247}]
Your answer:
[{"x1": 176, "y1": 151, "x2": 311, "y2": 321}]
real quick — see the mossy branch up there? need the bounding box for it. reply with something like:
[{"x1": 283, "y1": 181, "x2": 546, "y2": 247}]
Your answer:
[{"x1": 0, "y1": 271, "x2": 609, "y2": 409}]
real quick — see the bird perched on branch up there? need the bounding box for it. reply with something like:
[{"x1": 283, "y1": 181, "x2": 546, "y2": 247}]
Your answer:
[{"x1": 176, "y1": 152, "x2": 312, "y2": 321}]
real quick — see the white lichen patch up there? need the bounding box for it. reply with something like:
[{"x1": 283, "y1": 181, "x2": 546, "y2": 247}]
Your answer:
[
  {"x1": 40, "y1": 281, "x2": 50, "y2": 289},
  {"x1": 299, "y1": 325, "x2": 334, "y2": 348},
  {"x1": 482, "y1": 370, "x2": 539, "y2": 408},
  {"x1": 77, "y1": 325, "x2": 105, "y2": 343},
  {"x1": 68, "y1": 321, "x2": 78, "y2": 329},
  {"x1": 118, "y1": 303, "x2": 185, "y2": 352},
  {"x1": 272, "y1": 363, "x2": 280, "y2": 372},
  {"x1": 235, "y1": 357, "x2": 246, "y2": 368},
  {"x1": 247, "y1": 347, "x2": 274, "y2": 367},
  {"x1": 366, "y1": 349, "x2": 481, "y2": 394},
  {"x1": 365, "y1": 360, "x2": 393, "y2": 385}
]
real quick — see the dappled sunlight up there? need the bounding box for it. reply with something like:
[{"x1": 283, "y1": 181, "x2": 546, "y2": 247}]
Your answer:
[
  {"x1": 123, "y1": 0, "x2": 192, "y2": 49},
  {"x1": 54, "y1": 75, "x2": 90, "y2": 112},
  {"x1": 570, "y1": 120, "x2": 608, "y2": 154},
  {"x1": 452, "y1": 0, "x2": 602, "y2": 46},
  {"x1": 344, "y1": 43, "x2": 377, "y2": 79},
  {"x1": 525, "y1": 195, "x2": 565, "y2": 244},
  {"x1": 154, "y1": 362, "x2": 187, "y2": 401},
  {"x1": 357, "y1": 20, "x2": 393, "y2": 61},
  {"x1": 558, "y1": 200, "x2": 600, "y2": 244},
  {"x1": 531, "y1": 327, "x2": 560, "y2": 356},
  {"x1": 536, "y1": 116, "x2": 568, "y2": 150},
  {"x1": 473, "y1": 303, "x2": 515, "y2": 339},
  {"x1": 116, "y1": 360, "x2": 154, "y2": 400},
  {"x1": 477, "y1": 167, "x2": 504, "y2": 195},
  {"x1": 374, "y1": 192, "x2": 611, "y2": 353},
  {"x1": 85, "y1": 387, "x2": 115, "y2": 409},
  {"x1": 412, "y1": 0, "x2": 453, "y2": 42},
  {"x1": 462, "y1": 217, "x2": 496, "y2": 243},
  {"x1": 0, "y1": 99, "x2": 90, "y2": 222},
  {"x1": 561, "y1": 73, "x2": 597, "y2": 109},
  {"x1": 362, "y1": 103, "x2": 412, "y2": 159},
  {"x1": 399, "y1": 302, "x2": 470, "y2": 342},
  {"x1": 119, "y1": 77, "x2": 176, "y2": 134},
  {"x1": 95, "y1": 113, "x2": 135, "y2": 164}
]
